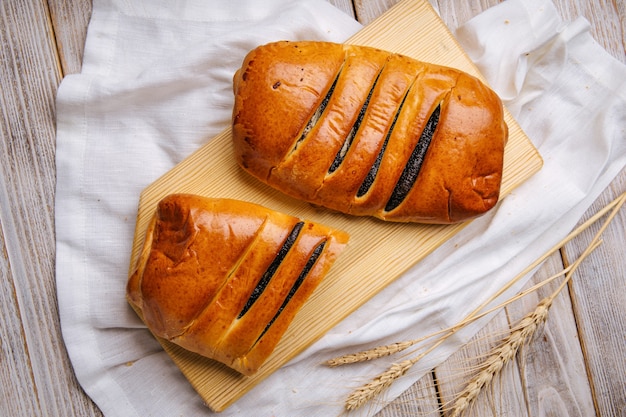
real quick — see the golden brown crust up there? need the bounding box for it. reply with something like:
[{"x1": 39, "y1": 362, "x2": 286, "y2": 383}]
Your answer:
[
  {"x1": 232, "y1": 41, "x2": 508, "y2": 224},
  {"x1": 232, "y1": 41, "x2": 345, "y2": 182},
  {"x1": 126, "y1": 194, "x2": 348, "y2": 375}
]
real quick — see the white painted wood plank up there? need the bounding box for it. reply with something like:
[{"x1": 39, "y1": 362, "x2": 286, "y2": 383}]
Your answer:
[
  {"x1": 0, "y1": 229, "x2": 41, "y2": 417},
  {"x1": 509, "y1": 253, "x2": 596, "y2": 417},
  {"x1": 363, "y1": 0, "x2": 626, "y2": 415},
  {"x1": 327, "y1": 0, "x2": 357, "y2": 19},
  {"x1": 48, "y1": 0, "x2": 92, "y2": 75},
  {"x1": 433, "y1": 0, "x2": 502, "y2": 30},
  {"x1": 0, "y1": 0, "x2": 623, "y2": 416},
  {"x1": 432, "y1": 310, "x2": 528, "y2": 417},
  {"x1": 564, "y1": 177, "x2": 626, "y2": 417},
  {"x1": 352, "y1": 0, "x2": 402, "y2": 26},
  {"x1": 377, "y1": 373, "x2": 441, "y2": 417},
  {"x1": 0, "y1": 0, "x2": 101, "y2": 416}
]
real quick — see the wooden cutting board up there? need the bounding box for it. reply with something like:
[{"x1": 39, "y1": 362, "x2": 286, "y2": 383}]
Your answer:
[{"x1": 128, "y1": 0, "x2": 543, "y2": 412}]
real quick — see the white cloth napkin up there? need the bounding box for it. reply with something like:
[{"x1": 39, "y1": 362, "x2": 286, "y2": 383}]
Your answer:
[{"x1": 55, "y1": 0, "x2": 626, "y2": 416}]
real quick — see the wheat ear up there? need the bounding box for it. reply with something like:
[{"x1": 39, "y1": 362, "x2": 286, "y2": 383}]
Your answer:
[
  {"x1": 447, "y1": 191, "x2": 625, "y2": 416},
  {"x1": 342, "y1": 191, "x2": 625, "y2": 412},
  {"x1": 327, "y1": 192, "x2": 625, "y2": 369},
  {"x1": 326, "y1": 260, "x2": 584, "y2": 367},
  {"x1": 447, "y1": 299, "x2": 550, "y2": 417},
  {"x1": 343, "y1": 239, "x2": 595, "y2": 413},
  {"x1": 345, "y1": 359, "x2": 416, "y2": 411}
]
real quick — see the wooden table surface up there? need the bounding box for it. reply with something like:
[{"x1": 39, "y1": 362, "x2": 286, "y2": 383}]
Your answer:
[{"x1": 1, "y1": 1, "x2": 624, "y2": 416}]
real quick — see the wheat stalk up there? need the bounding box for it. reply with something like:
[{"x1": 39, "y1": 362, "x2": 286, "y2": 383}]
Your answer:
[
  {"x1": 339, "y1": 190, "x2": 625, "y2": 412},
  {"x1": 345, "y1": 359, "x2": 416, "y2": 411},
  {"x1": 342, "y1": 241, "x2": 594, "y2": 413},
  {"x1": 326, "y1": 259, "x2": 587, "y2": 367},
  {"x1": 327, "y1": 341, "x2": 418, "y2": 366},
  {"x1": 446, "y1": 192, "x2": 625, "y2": 416},
  {"x1": 327, "y1": 192, "x2": 625, "y2": 369},
  {"x1": 447, "y1": 299, "x2": 551, "y2": 417}
]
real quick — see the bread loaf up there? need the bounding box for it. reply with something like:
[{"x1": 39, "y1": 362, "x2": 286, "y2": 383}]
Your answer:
[
  {"x1": 232, "y1": 41, "x2": 508, "y2": 224},
  {"x1": 126, "y1": 194, "x2": 349, "y2": 375}
]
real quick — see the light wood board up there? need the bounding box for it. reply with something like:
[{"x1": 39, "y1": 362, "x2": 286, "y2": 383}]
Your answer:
[{"x1": 128, "y1": 0, "x2": 543, "y2": 411}]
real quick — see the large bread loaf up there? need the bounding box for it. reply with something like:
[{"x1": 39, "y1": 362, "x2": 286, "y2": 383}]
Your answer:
[
  {"x1": 232, "y1": 41, "x2": 508, "y2": 223},
  {"x1": 127, "y1": 194, "x2": 349, "y2": 375}
]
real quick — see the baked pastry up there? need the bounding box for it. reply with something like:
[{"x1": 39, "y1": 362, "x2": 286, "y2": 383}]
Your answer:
[
  {"x1": 232, "y1": 41, "x2": 508, "y2": 223},
  {"x1": 127, "y1": 194, "x2": 349, "y2": 375}
]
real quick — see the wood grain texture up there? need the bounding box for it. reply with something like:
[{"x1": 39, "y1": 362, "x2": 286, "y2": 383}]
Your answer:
[
  {"x1": 376, "y1": 372, "x2": 441, "y2": 417},
  {"x1": 353, "y1": 0, "x2": 401, "y2": 25},
  {"x1": 327, "y1": 0, "x2": 356, "y2": 19},
  {"x1": 564, "y1": 176, "x2": 626, "y2": 417},
  {"x1": 0, "y1": 0, "x2": 624, "y2": 416},
  {"x1": 551, "y1": 0, "x2": 626, "y2": 63},
  {"x1": 126, "y1": 2, "x2": 540, "y2": 410},
  {"x1": 434, "y1": 310, "x2": 528, "y2": 417},
  {"x1": 48, "y1": 0, "x2": 92, "y2": 75},
  {"x1": 433, "y1": 0, "x2": 505, "y2": 30},
  {"x1": 0, "y1": 229, "x2": 40, "y2": 417},
  {"x1": 0, "y1": 0, "x2": 101, "y2": 416},
  {"x1": 369, "y1": 0, "x2": 626, "y2": 415},
  {"x1": 509, "y1": 252, "x2": 596, "y2": 417}
]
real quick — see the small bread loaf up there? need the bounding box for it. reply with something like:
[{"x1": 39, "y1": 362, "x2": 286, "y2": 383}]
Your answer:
[
  {"x1": 232, "y1": 41, "x2": 508, "y2": 224},
  {"x1": 127, "y1": 194, "x2": 349, "y2": 375}
]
